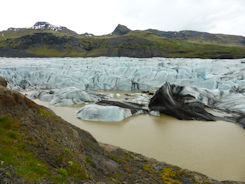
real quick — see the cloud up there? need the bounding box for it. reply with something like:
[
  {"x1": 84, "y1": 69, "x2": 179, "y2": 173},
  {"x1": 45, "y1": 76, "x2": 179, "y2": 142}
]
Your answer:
[
  {"x1": 118, "y1": 0, "x2": 245, "y2": 36},
  {"x1": 0, "y1": 0, "x2": 245, "y2": 36}
]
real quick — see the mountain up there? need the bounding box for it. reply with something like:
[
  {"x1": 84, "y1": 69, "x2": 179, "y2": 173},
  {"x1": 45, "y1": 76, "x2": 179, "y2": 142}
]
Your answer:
[
  {"x1": 30, "y1": 21, "x2": 77, "y2": 35},
  {"x1": 1, "y1": 78, "x2": 244, "y2": 183},
  {"x1": 147, "y1": 29, "x2": 245, "y2": 47},
  {"x1": 0, "y1": 22, "x2": 245, "y2": 58},
  {"x1": 80, "y1": 32, "x2": 94, "y2": 37},
  {"x1": 7, "y1": 21, "x2": 77, "y2": 35},
  {"x1": 112, "y1": 24, "x2": 131, "y2": 35}
]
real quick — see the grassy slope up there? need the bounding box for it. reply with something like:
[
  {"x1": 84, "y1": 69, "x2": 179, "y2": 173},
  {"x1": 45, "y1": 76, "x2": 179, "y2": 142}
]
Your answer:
[
  {"x1": 1, "y1": 29, "x2": 245, "y2": 58},
  {"x1": 147, "y1": 29, "x2": 245, "y2": 47},
  {"x1": 0, "y1": 115, "x2": 88, "y2": 183},
  {"x1": 0, "y1": 29, "x2": 77, "y2": 41},
  {"x1": 130, "y1": 31, "x2": 245, "y2": 58}
]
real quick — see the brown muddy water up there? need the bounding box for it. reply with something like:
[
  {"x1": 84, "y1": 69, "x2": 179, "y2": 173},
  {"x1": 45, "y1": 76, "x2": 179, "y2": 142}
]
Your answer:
[{"x1": 34, "y1": 99, "x2": 245, "y2": 182}]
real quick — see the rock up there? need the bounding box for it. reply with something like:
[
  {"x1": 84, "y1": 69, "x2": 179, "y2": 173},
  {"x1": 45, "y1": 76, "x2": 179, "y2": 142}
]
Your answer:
[
  {"x1": 237, "y1": 115, "x2": 245, "y2": 128},
  {"x1": 0, "y1": 86, "x2": 37, "y2": 107},
  {"x1": 149, "y1": 82, "x2": 216, "y2": 121},
  {"x1": 77, "y1": 104, "x2": 132, "y2": 122},
  {"x1": 19, "y1": 79, "x2": 31, "y2": 89},
  {"x1": 122, "y1": 163, "x2": 133, "y2": 174},
  {"x1": 112, "y1": 24, "x2": 131, "y2": 35},
  {"x1": 0, "y1": 77, "x2": 7, "y2": 87}
]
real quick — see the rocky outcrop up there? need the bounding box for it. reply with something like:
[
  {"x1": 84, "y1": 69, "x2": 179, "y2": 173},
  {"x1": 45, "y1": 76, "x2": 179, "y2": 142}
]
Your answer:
[
  {"x1": 96, "y1": 100, "x2": 148, "y2": 114},
  {"x1": 149, "y1": 82, "x2": 216, "y2": 121},
  {"x1": 149, "y1": 82, "x2": 245, "y2": 128},
  {"x1": 0, "y1": 77, "x2": 7, "y2": 87},
  {"x1": 112, "y1": 24, "x2": 131, "y2": 35}
]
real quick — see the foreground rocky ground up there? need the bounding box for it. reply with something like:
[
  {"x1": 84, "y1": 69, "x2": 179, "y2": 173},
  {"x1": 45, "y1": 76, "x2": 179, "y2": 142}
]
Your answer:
[{"x1": 0, "y1": 78, "x2": 244, "y2": 184}]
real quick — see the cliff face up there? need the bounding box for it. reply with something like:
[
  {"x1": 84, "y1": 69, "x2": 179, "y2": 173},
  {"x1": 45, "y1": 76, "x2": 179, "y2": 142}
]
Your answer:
[{"x1": 0, "y1": 79, "x2": 244, "y2": 184}]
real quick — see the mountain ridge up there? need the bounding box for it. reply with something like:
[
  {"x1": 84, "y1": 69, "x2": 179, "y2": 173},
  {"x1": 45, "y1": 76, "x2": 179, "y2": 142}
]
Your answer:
[
  {"x1": 1, "y1": 22, "x2": 245, "y2": 58},
  {"x1": 7, "y1": 21, "x2": 78, "y2": 35}
]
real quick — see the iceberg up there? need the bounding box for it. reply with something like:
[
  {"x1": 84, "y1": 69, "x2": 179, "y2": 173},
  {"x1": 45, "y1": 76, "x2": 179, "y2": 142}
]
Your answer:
[
  {"x1": 77, "y1": 100, "x2": 148, "y2": 122},
  {"x1": 76, "y1": 104, "x2": 132, "y2": 122}
]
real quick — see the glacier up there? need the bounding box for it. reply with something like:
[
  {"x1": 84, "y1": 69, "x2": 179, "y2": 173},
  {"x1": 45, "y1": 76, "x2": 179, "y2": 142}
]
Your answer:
[
  {"x1": 0, "y1": 57, "x2": 245, "y2": 92},
  {"x1": 28, "y1": 87, "x2": 103, "y2": 106},
  {"x1": 0, "y1": 57, "x2": 245, "y2": 124}
]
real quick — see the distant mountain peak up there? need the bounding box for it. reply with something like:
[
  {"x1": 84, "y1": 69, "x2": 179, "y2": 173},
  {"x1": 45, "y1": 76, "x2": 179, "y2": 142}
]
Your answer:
[
  {"x1": 112, "y1": 24, "x2": 131, "y2": 35},
  {"x1": 6, "y1": 21, "x2": 77, "y2": 34},
  {"x1": 31, "y1": 21, "x2": 66, "y2": 32},
  {"x1": 33, "y1": 21, "x2": 49, "y2": 26},
  {"x1": 7, "y1": 27, "x2": 23, "y2": 31},
  {"x1": 80, "y1": 32, "x2": 94, "y2": 37}
]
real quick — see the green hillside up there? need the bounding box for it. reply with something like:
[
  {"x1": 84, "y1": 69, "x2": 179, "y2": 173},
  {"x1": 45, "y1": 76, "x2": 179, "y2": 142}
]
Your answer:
[
  {"x1": 147, "y1": 29, "x2": 245, "y2": 47},
  {"x1": 1, "y1": 23, "x2": 245, "y2": 58}
]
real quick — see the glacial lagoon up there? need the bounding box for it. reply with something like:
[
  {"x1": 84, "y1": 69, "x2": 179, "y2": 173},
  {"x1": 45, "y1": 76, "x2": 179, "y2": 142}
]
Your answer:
[
  {"x1": 1, "y1": 57, "x2": 245, "y2": 181},
  {"x1": 33, "y1": 98, "x2": 245, "y2": 182}
]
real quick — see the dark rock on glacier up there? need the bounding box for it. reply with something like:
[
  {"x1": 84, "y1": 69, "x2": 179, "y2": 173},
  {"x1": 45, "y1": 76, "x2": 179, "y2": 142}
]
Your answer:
[
  {"x1": 96, "y1": 100, "x2": 148, "y2": 114},
  {"x1": 149, "y1": 82, "x2": 216, "y2": 121},
  {"x1": 237, "y1": 116, "x2": 245, "y2": 128}
]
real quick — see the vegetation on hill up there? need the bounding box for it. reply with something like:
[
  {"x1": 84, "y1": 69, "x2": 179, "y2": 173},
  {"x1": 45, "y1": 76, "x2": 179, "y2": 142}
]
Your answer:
[
  {"x1": 147, "y1": 29, "x2": 245, "y2": 47},
  {"x1": 0, "y1": 23, "x2": 245, "y2": 58}
]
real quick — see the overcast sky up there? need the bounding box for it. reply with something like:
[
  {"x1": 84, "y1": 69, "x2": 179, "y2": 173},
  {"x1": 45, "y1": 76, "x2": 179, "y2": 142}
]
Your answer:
[{"x1": 1, "y1": 0, "x2": 245, "y2": 36}]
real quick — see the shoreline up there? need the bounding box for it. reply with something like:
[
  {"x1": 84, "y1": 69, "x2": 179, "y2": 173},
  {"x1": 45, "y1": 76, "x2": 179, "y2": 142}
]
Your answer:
[{"x1": 31, "y1": 96, "x2": 245, "y2": 182}]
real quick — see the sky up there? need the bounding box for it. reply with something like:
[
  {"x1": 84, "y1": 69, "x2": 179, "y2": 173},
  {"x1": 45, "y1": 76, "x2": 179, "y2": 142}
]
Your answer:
[{"x1": 1, "y1": 0, "x2": 245, "y2": 36}]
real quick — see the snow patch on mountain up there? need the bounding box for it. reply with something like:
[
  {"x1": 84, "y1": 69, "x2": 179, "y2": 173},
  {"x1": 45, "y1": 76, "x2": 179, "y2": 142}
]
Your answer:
[
  {"x1": 31, "y1": 21, "x2": 66, "y2": 32},
  {"x1": 6, "y1": 21, "x2": 73, "y2": 33}
]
